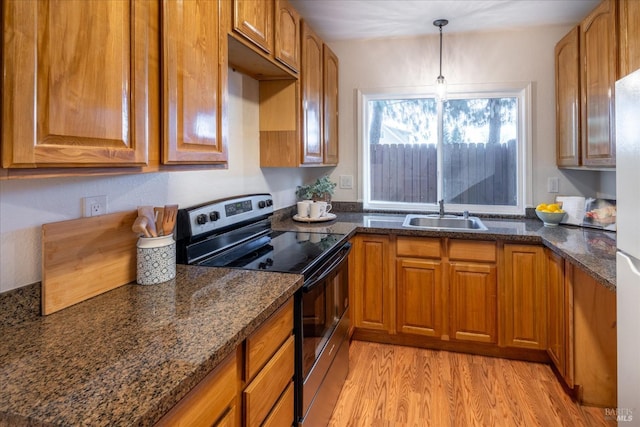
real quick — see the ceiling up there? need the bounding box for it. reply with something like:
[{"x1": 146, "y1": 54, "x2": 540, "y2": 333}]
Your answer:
[{"x1": 288, "y1": 0, "x2": 600, "y2": 42}]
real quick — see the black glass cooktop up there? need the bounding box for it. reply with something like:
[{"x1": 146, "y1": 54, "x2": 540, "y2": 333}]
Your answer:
[{"x1": 195, "y1": 230, "x2": 344, "y2": 275}]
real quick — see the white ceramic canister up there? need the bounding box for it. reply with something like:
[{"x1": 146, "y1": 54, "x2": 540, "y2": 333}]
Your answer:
[{"x1": 136, "y1": 235, "x2": 176, "y2": 285}]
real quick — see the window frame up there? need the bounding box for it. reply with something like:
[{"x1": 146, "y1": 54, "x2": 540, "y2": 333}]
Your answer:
[{"x1": 357, "y1": 82, "x2": 533, "y2": 215}]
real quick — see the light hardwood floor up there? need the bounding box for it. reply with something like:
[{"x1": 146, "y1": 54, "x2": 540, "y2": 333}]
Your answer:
[{"x1": 329, "y1": 340, "x2": 615, "y2": 427}]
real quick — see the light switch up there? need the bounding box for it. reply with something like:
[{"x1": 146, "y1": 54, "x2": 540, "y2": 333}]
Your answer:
[
  {"x1": 339, "y1": 175, "x2": 353, "y2": 189},
  {"x1": 547, "y1": 177, "x2": 559, "y2": 193}
]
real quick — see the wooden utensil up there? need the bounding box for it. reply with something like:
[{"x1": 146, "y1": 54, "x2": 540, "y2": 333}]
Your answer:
[
  {"x1": 137, "y1": 206, "x2": 157, "y2": 237},
  {"x1": 132, "y1": 216, "x2": 151, "y2": 237},
  {"x1": 162, "y1": 204, "x2": 178, "y2": 236},
  {"x1": 154, "y1": 207, "x2": 164, "y2": 236}
]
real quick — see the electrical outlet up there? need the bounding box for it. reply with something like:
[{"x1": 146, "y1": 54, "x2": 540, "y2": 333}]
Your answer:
[
  {"x1": 83, "y1": 195, "x2": 107, "y2": 217},
  {"x1": 339, "y1": 175, "x2": 353, "y2": 189},
  {"x1": 547, "y1": 177, "x2": 559, "y2": 193}
]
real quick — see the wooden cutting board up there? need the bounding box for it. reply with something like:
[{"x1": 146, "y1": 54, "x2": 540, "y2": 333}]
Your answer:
[{"x1": 42, "y1": 210, "x2": 138, "y2": 315}]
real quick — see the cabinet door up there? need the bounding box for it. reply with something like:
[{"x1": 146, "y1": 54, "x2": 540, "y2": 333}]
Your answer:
[
  {"x1": 233, "y1": 0, "x2": 273, "y2": 54},
  {"x1": 450, "y1": 262, "x2": 497, "y2": 343},
  {"x1": 275, "y1": 0, "x2": 300, "y2": 72},
  {"x1": 323, "y1": 45, "x2": 339, "y2": 165},
  {"x1": 2, "y1": 0, "x2": 152, "y2": 168},
  {"x1": 619, "y1": 0, "x2": 640, "y2": 77},
  {"x1": 300, "y1": 22, "x2": 323, "y2": 165},
  {"x1": 351, "y1": 235, "x2": 393, "y2": 332},
  {"x1": 156, "y1": 350, "x2": 238, "y2": 427},
  {"x1": 555, "y1": 27, "x2": 581, "y2": 167},
  {"x1": 397, "y1": 258, "x2": 443, "y2": 337},
  {"x1": 545, "y1": 249, "x2": 566, "y2": 377},
  {"x1": 162, "y1": 0, "x2": 227, "y2": 164},
  {"x1": 580, "y1": 0, "x2": 617, "y2": 167},
  {"x1": 572, "y1": 264, "x2": 616, "y2": 407},
  {"x1": 502, "y1": 244, "x2": 547, "y2": 349}
]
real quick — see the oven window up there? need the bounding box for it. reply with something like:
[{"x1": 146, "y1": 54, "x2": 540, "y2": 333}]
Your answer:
[{"x1": 301, "y1": 265, "x2": 349, "y2": 378}]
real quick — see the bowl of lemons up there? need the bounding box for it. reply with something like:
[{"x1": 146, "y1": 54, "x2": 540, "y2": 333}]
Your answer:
[{"x1": 535, "y1": 203, "x2": 566, "y2": 227}]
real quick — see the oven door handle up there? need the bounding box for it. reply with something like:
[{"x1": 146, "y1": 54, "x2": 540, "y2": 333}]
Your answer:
[{"x1": 303, "y1": 242, "x2": 352, "y2": 292}]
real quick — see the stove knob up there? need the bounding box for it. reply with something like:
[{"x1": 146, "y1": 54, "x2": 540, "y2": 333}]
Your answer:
[
  {"x1": 266, "y1": 199, "x2": 273, "y2": 207},
  {"x1": 209, "y1": 211, "x2": 220, "y2": 221},
  {"x1": 258, "y1": 262, "x2": 267, "y2": 270},
  {"x1": 258, "y1": 200, "x2": 266, "y2": 209},
  {"x1": 265, "y1": 258, "x2": 274, "y2": 266},
  {"x1": 196, "y1": 214, "x2": 208, "y2": 225}
]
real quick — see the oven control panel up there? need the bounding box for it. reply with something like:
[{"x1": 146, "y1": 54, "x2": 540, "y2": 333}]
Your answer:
[{"x1": 178, "y1": 194, "x2": 273, "y2": 239}]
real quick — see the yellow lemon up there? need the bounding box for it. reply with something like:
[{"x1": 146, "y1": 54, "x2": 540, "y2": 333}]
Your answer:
[{"x1": 536, "y1": 203, "x2": 547, "y2": 210}]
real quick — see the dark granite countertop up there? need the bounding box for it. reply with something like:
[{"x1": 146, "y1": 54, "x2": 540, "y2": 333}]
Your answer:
[
  {"x1": 0, "y1": 209, "x2": 616, "y2": 426},
  {"x1": 272, "y1": 212, "x2": 616, "y2": 291},
  {"x1": 0, "y1": 265, "x2": 302, "y2": 426}
]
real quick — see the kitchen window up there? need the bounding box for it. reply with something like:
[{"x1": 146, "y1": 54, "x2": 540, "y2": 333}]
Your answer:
[{"x1": 359, "y1": 83, "x2": 532, "y2": 215}]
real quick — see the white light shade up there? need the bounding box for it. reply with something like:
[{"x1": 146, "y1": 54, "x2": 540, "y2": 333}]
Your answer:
[{"x1": 436, "y1": 75, "x2": 447, "y2": 102}]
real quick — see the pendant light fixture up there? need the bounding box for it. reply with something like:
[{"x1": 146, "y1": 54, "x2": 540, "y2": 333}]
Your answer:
[{"x1": 434, "y1": 19, "x2": 449, "y2": 102}]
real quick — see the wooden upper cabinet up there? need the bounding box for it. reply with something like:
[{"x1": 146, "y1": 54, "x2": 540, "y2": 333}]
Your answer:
[
  {"x1": 580, "y1": 0, "x2": 617, "y2": 167},
  {"x1": 619, "y1": 0, "x2": 640, "y2": 77},
  {"x1": 323, "y1": 45, "x2": 339, "y2": 166},
  {"x1": 2, "y1": 0, "x2": 153, "y2": 168},
  {"x1": 162, "y1": 0, "x2": 227, "y2": 164},
  {"x1": 301, "y1": 22, "x2": 324, "y2": 165},
  {"x1": 233, "y1": 0, "x2": 273, "y2": 54},
  {"x1": 555, "y1": 27, "x2": 581, "y2": 167},
  {"x1": 275, "y1": 0, "x2": 300, "y2": 72}
]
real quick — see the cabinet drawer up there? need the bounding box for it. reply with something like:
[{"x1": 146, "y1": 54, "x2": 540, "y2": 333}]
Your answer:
[
  {"x1": 397, "y1": 236, "x2": 441, "y2": 258},
  {"x1": 244, "y1": 335, "x2": 295, "y2": 427},
  {"x1": 449, "y1": 240, "x2": 496, "y2": 262},
  {"x1": 156, "y1": 350, "x2": 237, "y2": 427},
  {"x1": 245, "y1": 300, "x2": 293, "y2": 381},
  {"x1": 262, "y1": 381, "x2": 294, "y2": 427}
]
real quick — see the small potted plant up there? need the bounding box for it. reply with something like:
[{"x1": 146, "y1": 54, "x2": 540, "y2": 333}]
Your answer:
[{"x1": 296, "y1": 176, "x2": 337, "y2": 202}]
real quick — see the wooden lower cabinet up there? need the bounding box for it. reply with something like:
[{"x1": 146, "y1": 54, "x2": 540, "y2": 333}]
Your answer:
[
  {"x1": 243, "y1": 300, "x2": 295, "y2": 427},
  {"x1": 158, "y1": 299, "x2": 295, "y2": 427},
  {"x1": 396, "y1": 257, "x2": 443, "y2": 337},
  {"x1": 351, "y1": 234, "x2": 394, "y2": 332},
  {"x1": 501, "y1": 244, "x2": 547, "y2": 349},
  {"x1": 545, "y1": 249, "x2": 574, "y2": 388},
  {"x1": 450, "y1": 262, "x2": 497, "y2": 343},
  {"x1": 155, "y1": 350, "x2": 239, "y2": 427},
  {"x1": 572, "y1": 264, "x2": 617, "y2": 407}
]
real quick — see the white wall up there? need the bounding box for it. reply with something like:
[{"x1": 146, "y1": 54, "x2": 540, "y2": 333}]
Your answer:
[
  {"x1": 0, "y1": 70, "x2": 326, "y2": 292},
  {"x1": 327, "y1": 25, "x2": 602, "y2": 204}
]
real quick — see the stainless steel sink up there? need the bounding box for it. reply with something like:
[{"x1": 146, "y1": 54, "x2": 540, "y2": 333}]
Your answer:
[{"x1": 402, "y1": 214, "x2": 488, "y2": 231}]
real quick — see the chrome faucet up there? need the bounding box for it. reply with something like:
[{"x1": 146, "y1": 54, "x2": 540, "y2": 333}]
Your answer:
[{"x1": 438, "y1": 199, "x2": 445, "y2": 218}]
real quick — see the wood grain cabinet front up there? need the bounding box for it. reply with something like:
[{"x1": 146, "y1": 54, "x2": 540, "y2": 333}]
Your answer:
[
  {"x1": 162, "y1": 0, "x2": 228, "y2": 165},
  {"x1": 232, "y1": 0, "x2": 274, "y2": 54},
  {"x1": 259, "y1": 21, "x2": 339, "y2": 167},
  {"x1": 156, "y1": 350, "x2": 239, "y2": 427},
  {"x1": 242, "y1": 299, "x2": 295, "y2": 427},
  {"x1": 2, "y1": 0, "x2": 155, "y2": 168},
  {"x1": 619, "y1": 0, "x2": 640, "y2": 78},
  {"x1": 555, "y1": 27, "x2": 581, "y2": 167},
  {"x1": 580, "y1": 0, "x2": 617, "y2": 167},
  {"x1": 351, "y1": 234, "x2": 395, "y2": 332},
  {"x1": 501, "y1": 244, "x2": 547, "y2": 350}
]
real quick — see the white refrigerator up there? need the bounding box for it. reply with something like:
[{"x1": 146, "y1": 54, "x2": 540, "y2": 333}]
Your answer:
[{"x1": 616, "y1": 68, "x2": 640, "y2": 423}]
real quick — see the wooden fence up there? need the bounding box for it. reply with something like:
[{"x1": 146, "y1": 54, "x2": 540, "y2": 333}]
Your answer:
[{"x1": 370, "y1": 140, "x2": 517, "y2": 205}]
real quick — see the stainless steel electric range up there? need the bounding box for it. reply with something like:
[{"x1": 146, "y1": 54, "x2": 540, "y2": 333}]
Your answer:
[{"x1": 175, "y1": 194, "x2": 351, "y2": 426}]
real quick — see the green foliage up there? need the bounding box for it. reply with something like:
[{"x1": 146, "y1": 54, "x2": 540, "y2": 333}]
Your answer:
[{"x1": 296, "y1": 176, "x2": 337, "y2": 201}]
